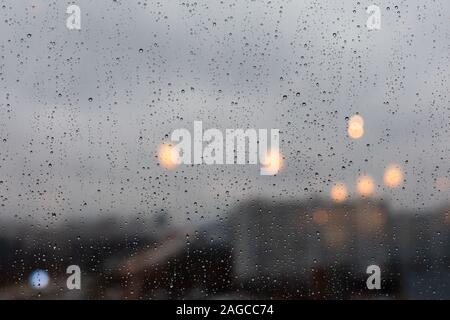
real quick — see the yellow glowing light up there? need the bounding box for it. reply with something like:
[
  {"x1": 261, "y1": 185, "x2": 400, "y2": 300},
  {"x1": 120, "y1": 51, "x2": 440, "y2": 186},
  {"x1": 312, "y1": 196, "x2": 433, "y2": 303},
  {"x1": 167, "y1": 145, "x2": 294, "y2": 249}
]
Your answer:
[
  {"x1": 313, "y1": 209, "x2": 329, "y2": 225},
  {"x1": 436, "y1": 177, "x2": 450, "y2": 191},
  {"x1": 356, "y1": 175, "x2": 375, "y2": 197},
  {"x1": 324, "y1": 226, "x2": 347, "y2": 247},
  {"x1": 347, "y1": 115, "x2": 364, "y2": 139},
  {"x1": 331, "y1": 183, "x2": 348, "y2": 203},
  {"x1": 357, "y1": 210, "x2": 385, "y2": 232},
  {"x1": 261, "y1": 150, "x2": 283, "y2": 175},
  {"x1": 383, "y1": 164, "x2": 403, "y2": 188},
  {"x1": 158, "y1": 143, "x2": 179, "y2": 169}
]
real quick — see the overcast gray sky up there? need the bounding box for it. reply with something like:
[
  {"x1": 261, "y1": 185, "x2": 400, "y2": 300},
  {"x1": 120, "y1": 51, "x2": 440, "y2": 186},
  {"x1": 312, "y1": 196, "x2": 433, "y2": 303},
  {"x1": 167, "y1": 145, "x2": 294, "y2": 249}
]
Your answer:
[{"x1": 0, "y1": 0, "x2": 449, "y2": 225}]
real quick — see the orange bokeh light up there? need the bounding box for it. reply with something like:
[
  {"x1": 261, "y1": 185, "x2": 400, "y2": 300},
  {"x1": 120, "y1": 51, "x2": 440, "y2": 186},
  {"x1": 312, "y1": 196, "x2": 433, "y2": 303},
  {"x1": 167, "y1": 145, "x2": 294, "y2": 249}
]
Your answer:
[
  {"x1": 356, "y1": 175, "x2": 375, "y2": 197},
  {"x1": 261, "y1": 150, "x2": 283, "y2": 175},
  {"x1": 158, "y1": 143, "x2": 179, "y2": 169},
  {"x1": 383, "y1": 164, "x2": 403, "y2": 188},
  {"x1": 331, "y1": 183, "x2": 348, "y2": 203},
  {"x1": 348, "y1": 115, "x2": 364, "y2": 139}
]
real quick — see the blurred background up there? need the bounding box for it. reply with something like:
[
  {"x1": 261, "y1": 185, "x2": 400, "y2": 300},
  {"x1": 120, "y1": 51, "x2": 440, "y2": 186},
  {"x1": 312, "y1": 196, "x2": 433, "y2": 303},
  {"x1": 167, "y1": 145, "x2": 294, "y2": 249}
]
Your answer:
[
  {"x1": 0, "y1": 0, "x2": 449, "y2": 299},
  {"x1": 0, "y1": 198, "x2": 450, "y2": 299}
]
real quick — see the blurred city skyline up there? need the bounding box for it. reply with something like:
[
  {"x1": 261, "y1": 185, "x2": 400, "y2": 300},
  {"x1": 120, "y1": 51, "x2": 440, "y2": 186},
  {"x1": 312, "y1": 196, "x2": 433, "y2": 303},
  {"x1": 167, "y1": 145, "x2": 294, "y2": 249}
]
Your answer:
[{"x1": 1, "y1": 196, "x2": 449, "y2": 299}]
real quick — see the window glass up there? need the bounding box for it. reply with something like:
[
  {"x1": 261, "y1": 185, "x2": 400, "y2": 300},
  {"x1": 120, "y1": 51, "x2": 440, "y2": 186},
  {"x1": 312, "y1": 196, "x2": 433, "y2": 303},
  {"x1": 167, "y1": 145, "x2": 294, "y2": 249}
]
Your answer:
[{"x1": 0, "y1": 0, "x2": 449, "y2": 299}]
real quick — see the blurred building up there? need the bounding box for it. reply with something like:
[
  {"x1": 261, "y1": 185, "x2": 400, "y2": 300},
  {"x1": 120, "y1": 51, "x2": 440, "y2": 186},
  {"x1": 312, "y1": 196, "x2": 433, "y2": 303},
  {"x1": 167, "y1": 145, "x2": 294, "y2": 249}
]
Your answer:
[{"x1": 228, "y1": 198, "x2": 399, "y2": 298}]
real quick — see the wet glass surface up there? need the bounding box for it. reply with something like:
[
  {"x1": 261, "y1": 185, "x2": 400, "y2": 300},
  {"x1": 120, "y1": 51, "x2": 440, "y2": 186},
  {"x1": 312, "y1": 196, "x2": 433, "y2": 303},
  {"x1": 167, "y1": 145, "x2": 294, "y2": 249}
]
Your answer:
[{"x1": 0, "y1": 0, "x2": 449, "y2": 299}]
